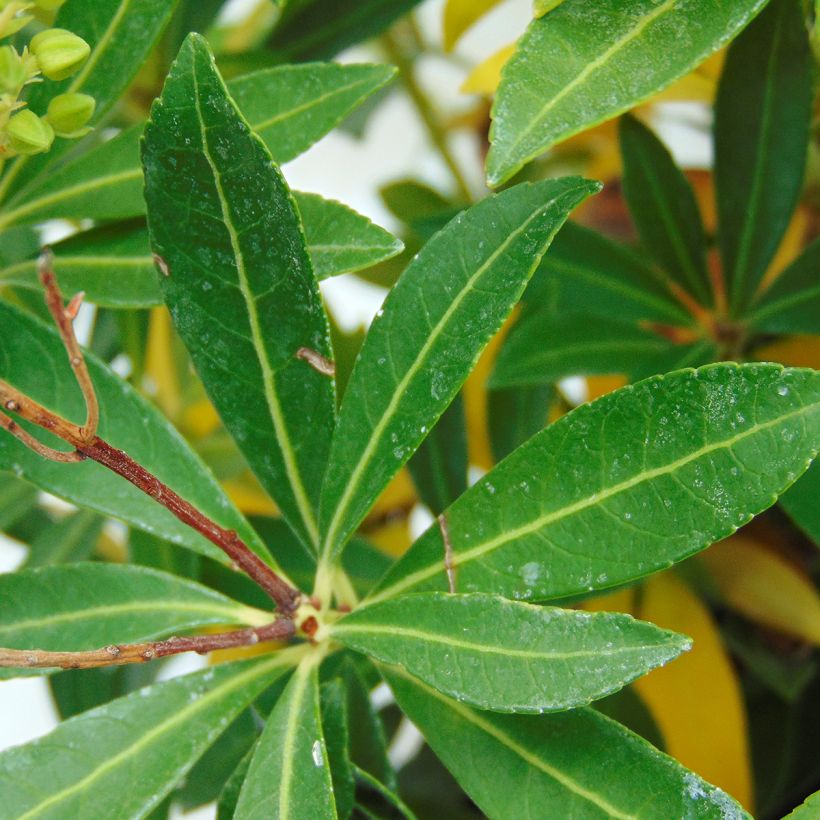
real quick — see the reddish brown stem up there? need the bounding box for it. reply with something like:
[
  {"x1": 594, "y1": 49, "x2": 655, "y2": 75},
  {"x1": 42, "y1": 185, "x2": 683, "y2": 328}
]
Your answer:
[{"x1": 0, "y1": 619, "x2": 295, "y2": 671}]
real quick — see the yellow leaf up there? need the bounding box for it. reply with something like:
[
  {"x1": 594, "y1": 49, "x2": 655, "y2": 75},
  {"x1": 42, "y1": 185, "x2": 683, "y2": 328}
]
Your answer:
[
  {"x1": 460, "y1": 43, "x2": 516, "y2": 95},
  {"x1": 181, "y1": 397, "x2": 221, "y2": 439},
  {"x1": 443, "y1": 0, "x2": 505, "y2": 52},
  {"x1": 145, "y1": 307, "x2": 182, "y2": 420},
  {"x1": 754, "y1": 335, "x2": 820, "y2": 369},
  {"x1": 633, "y1": 573, "x2": 753, "y2": 811},
  {"x1": 364, "y1": 517, "x2": 412, "y2": 558},
  {"x1": 700, "y1": 536, "x2": 820, "y2": 646},
  {"x1": 759, "y1": 206, "x2": 809, "y2": 292},
  {"x1": 585, "y1": 374, "x2": 628, "y2": 401},
  {"x1": 368, "y1": 467, "x2": 416, "y2": 519},
  {"x1": 222, "y1": 474, "x2": 278, "y2": 517}
]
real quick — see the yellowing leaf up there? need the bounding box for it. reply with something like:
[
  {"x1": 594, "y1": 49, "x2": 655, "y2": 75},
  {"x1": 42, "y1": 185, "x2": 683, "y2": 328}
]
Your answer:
[
  {"x1": 365, "y1": 517, "x2": 412, "y2": 557},
  {"x1": 633, "y1": 573, "x2": 753, "y2": 811},
  {"x1": 368, "y1": 467, "x2": 417, "y2": 518},
  {"x1": 586, "y1": 374, "x2": 629, "y2": 401},
  {"x1": 145, "y1": 307, "x2": 182, "y2": 420},
  {"x1": 222, "y1": 474, "x2": 279, "y2": 517},
  {"x1": 580, "y1": 586, "x2": 636, "y2": 614},
  {"x1": 700, "y1": 536, "x2": 820, "y2": 646},
  {"x1": 461, "y1": 44, "x2": 517, "y2": 95},
  {"x1": 759, "y1": 206, "x2": 810, "y2": 292},
  {"x1": 181, "y1": 398, "x2": 221, "y2": 438},
  {"x1": 444, "y1": 0, "x2": 506, "y2": 52},
  {"x1": 754, "y1": 335, "x2": 820, "y2": 369}
]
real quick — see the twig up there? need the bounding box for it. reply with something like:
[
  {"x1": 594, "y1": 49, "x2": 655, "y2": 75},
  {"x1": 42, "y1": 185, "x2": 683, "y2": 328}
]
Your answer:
[
  {"x1": 0, "y1": 619, "x2": 295, "y2": 671},
  {"x1": 0, "y1": 407, "x2": 82, "y2": 463}
]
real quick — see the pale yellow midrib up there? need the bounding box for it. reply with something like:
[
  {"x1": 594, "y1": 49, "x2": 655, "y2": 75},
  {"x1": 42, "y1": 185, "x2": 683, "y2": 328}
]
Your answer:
[
  {"x1": 321, "y1": 190, "x2": 574, "y2": 559},
  {"x1": 0, "y1": 599, "x2": 244, "y2": 637},
  {"x1": 278, "y1": 663, "x2": 312, "y2": 819},
  {"x1": 371, "y1": 399, "x2": 820, "y2": 603},
  {"x1": 68, "y1": 0, "x2": 133, "y2": 94},
  {"x1": 504, "y1": 0, "x2": 676, "y2": 160},
  {"x1": 390, "y1": 668, "x2": 636, "y2": 819},
  {"x1": 334, "y1": 622, "x2": 679, "y2": 661},
  {"x1": 0, "y1": 256, "x2": 150, "y2": 280},
  {"x1": 16, "y1": 652, "x2": 297, "y2": 820},
  {"x1": 193, "y1": 71, "x2": 320, "y2": 548}
]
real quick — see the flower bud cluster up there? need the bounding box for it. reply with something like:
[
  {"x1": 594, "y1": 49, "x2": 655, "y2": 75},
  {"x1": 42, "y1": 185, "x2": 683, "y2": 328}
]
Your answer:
[{"x1": 0, "y1": 0, "x2": 95, "y2": 158}]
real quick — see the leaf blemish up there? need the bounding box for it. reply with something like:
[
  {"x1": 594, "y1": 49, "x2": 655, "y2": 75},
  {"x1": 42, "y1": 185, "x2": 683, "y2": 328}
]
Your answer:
[
  {"x1": 152, "y1": 253, "x2": 170, "y2": 277},
  {"x1": 438, "y1": 513, "x2": 457, "y2": 594},
  {"x1": 296, "y1": 346, "x2": 335, "y2": 377}
]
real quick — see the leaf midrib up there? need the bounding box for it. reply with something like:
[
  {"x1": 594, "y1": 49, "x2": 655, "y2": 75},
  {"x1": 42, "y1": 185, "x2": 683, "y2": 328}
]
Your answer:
[
  {"x1": 192, "y1": 65, "x2": 320, "y2": 548},
  {"x1": 278, "y1": 662, "x2": 313, "y2": 819},
  {"x1": 321, "y1": 187, "x2": 582, "y2": 559},
  {"x1": 335, "y1": 622, "x2": 680, "y2": 661},
  {"x1": 370, "y1": 398, "x2": 819, "y2": 603}
]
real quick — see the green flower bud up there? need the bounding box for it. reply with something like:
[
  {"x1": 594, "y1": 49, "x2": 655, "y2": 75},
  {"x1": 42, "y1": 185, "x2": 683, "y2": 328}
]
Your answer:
[
  {"x1": 46, "y1": 92, "x2": 95, "y2": 137},
  {"x1": 0, "y1": 46, "x2": 27, "y2": 94},
  {"x1": 29, "y1": 28, "x2": 90, "y2": 81},
  {"x1": 6, "y1": 108, "x2": 54, "y2": 155}
]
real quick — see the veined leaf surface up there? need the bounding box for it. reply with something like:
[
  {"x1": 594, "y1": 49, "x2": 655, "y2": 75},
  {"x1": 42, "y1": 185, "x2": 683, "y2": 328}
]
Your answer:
[
  {"x1": 0, "y1": 652, "x2": 300, "y2": 819},
  {"x1": 332, "y1": 592, "x2": 689, "y2": 712},
  {"x1": 369, "y1": 364, "x2": 820, "y2": 604},
  {"x1": 0, "y1": 563, "x2": 266, "y2": 679},
  {"x1": 487, "y1": 0, "x2": 768, "y2": 186},
  {"x1": 143, "y1": 35, "x2": 335, "y2": 550},
  {"x1": 715, "y1": 0, "x2": 812, "y2": 314},
  {"x1": 384, "y1": 667, "x2": 751, "y2": 819},
  {"x1": 235, "y1": 657, "x2": 336, "y2": 819},
  {"x1": 319, "y1": 177, "x2": 600, "y2": 564},
  {"x1": 0, "y1": 300, "x2": 271, "y2": 567}
]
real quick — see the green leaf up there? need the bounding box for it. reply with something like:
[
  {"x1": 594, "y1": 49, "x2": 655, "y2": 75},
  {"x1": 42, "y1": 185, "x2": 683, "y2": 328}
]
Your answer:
[
  {"x1": 534, "y1": 0, "x2": 565, "y2": 15},
  {"x1": 487, "y1": 0, "x2": 768, "y2": 186},
  {"x1": 321, "y1": 679, "x2": 356, "y2": 820},
  {"x1": 407, "y1": 393, "x2": 468, "y2": 516},
  {"x1": 785, "y1": 790, "x2": 820, "y2": 818},
  {"x1": 0, "y1": 221, "x2": 157, "y2": 309},
  {"x1": 333, "y1": 592, "x2": 689, "y2": 712},
  {"x1": 235, "y1": 657, "x2": 336, "y2": 819},
  {"x1": 0, "y1": 563, "x2": 265, "y2": 679},
  {"x1": 369, "y1": 363, "x2": 820, "y2": 604},
  {"x1": 620, "y1": 114, "x2": 710, "y2": 305},
  {"x1": 296, "y1": 192, "x2": 403, "y2": 279},
  {"x1": 488, "y1": 384, "x2": 552, "y2": 463},
  {"x1": 526, "y1": 222, "x2": 690, "y2": 326},
  {"x1": 143, "y1": 35, "x2": 335, "y2": 551},
  {"x1": 780, "y1": 462, "x2": 820, "y2": 547},
  {"x1": 0, "y1": 62, "x2": 394, "y2": 230},
  {"x1": 715, "y1": 0, "x2": 813, "y2": 315},
  {"x1": 747, "y1": 240, "x2": 820, "y2": 335},
  {"x1": 384, "y1": 667, "x2": 751, "y2": 819},
  {"x1": 269, "y1": 0, "x2": 423, "y2": 60},
  {"x1": 24, "y1": 508, "x2": 103, "y2": 568},
  {"x1": 217, "y1": 743, "x2": 258, "y2": 820},
  {"x1": 228, "y1": 62, "x2": 396, "y2": 164},
  {"x1": 319, "y1": 177, "x2": 600, "y2": 566},
  {"x1": 0, "y1": 300, "x2": 270, "y2": 566},
  {"x1": 353, "y1": 766, "x2": 417, "y2": 820},
  {"x1": 0, "y1": 652, "x2": 299, "y2": 818},
  {"x1": 0, "y1": 473, "x2": 38, "y2": 530},
  {"x1": 490, "y1": 313, "x2": 672, "y2": 388}
]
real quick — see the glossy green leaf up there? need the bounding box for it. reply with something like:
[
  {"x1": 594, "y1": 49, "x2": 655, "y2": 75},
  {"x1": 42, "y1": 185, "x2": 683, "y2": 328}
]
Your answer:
[
  {"x1": 0, "y1": 473, "x2": 37, "y2": 530},
  {"x1": 217, "y1": 743, "x2": 258, "y2": 820},
  {"x1": 321, "y1": 679, "x2": 356, "y2": 820},
  {"x1": 747, "y1": 240, "x2": 820, "y2": 335},
  {"x1": 369, "y1": 364, "x2": 820, "y2": 604},
  {"x1": 620, "y1": 114, "x2": 710, "y2": 305},
  {"x1": 490, "y1": 314, "x2": 671, "y2": 388},
  {"x1": 235, "y1": 657, "x2": 336, "y2": 819},
  {"x1": 0, "y1": 563, "x2": 265, "y2": 679},
  {"x1": 407, "y1": 393, "x2": 468, "y2": 516},
  {"x1": 24, "y1": 508, "x2": 103, "y2": 568},
  {"x1": 384, "y1": 667, "x2": 751, "y2": 819},
  {"x1": 489, "y1": 384, "x2": 552, "y2": 463},
  {"x1": 715, "y1": 0, "x2": 813, "y2": 314},
  {"x1": 353, "y1": 767, "x2": 416, "y2": 820},
  {"x1": 143, "y1": 35, "x2": 335, "y2": 551},
  {"x1": 0, "y1": 300, "x2": 271, "y2": 566},
  {"x1": 487, "y1": 0, "x2": 768, "y2": 186},
  {"x1": 525, "y1": 222, "x2": 690, "y2": 326},
  {"x1": 319, "y1": 177, "x2": 600, "y2": 564},
  {"x1": 780, "y1": 462, "x2": 820, "y2": 547},
  {"x1": 535, "y1": 0, "x2": 566, "y2": 15},
  {"x1": 333, "y1": 592, "x2": 689, "y2": 712},
  {"x1": 269, "y1": 0, "x2": 423, "y2": 60},
  {"x1": 0, "y1": 62, "x2": 394, "y2": 230},
  {"x1": 296, "y1": 192, "x2": 403, "y2": 279},
  {"x1": 0, "y1": 652, "x2": 299, "y2": 818},
  {"x1": 785, "y1": 790, "x2": 820, "y2": 818}
]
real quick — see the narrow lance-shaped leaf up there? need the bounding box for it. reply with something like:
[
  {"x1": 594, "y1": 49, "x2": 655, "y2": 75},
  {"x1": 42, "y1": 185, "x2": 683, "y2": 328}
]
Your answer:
[
  {"x1": 0, "y1": 563, "x2": 267, "y2": 679},
  {"x1": 384, "y1": 667, "x2": 751, "y2": 819},
  {"x1": 620, "y1": 114, "x2": 710, "y2": 305},
  {"x1": 0, "y1": 62, "x2": 394, "y2": 230},
  {"x1": 715, "y1": 0, "x2": 813, "y2": 315},
  {"x1": 0, "y1": 300, "x2": 272, "y2": 566},
  {"x1": 490, "y1": 313, "x2": 672, "y2": 389},
  {"x1": 235, "y1": 657, "x2": 336, "y2": 819},
  {"x1": 332, "y1": 592, "x2": 690, "y2": 713},
  {"x1": 487, "y1": 0, "x2": 768, "y2": 186},
  {"x1": 143, "y1": 34, "x2": 335, "y2": 551},
  {"x1": 369, "y1": 364, "x2": 820, "y2": 605},
  {"x1": 24, "y1": 508, "x2": 103, "y2": 568},
  {"x1": 489, "y1": 383, "x2": 553, "y2": 463},
  {"x1": 319, "y1": 177, "x2": 600, "y2": 565},
  {"x1": 0, "y1": 194, "x2": 401, "y2": 308},
  {"x1": 746, "y1": 240, "x2": 820, "y2": 335},
  {"x1": 0, "y1": 652, "x2": 301, "y2": 819},
  {"x1": 321, "y1": 679, "x2": 356, "y2": 820}
]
